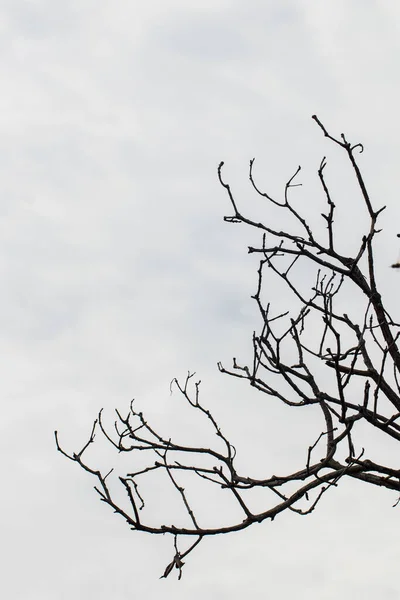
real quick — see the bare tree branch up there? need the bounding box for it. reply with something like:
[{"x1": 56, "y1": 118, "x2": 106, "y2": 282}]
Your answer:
[{"x1": 56, "y1": 116, "x2": 400, "y2": 578}]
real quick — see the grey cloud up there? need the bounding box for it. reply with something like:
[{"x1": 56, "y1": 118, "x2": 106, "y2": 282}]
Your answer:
[
  {"x1": 1, "y1": 1, "x2": 400, "y2": 598},
  {"x1": 151, "y1": 11, "x2": 249, "y2": 62}
]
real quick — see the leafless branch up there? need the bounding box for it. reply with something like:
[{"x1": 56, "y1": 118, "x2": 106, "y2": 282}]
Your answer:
[{"x1": 56, "y1": 116, "x2": 400, "y2": 578}]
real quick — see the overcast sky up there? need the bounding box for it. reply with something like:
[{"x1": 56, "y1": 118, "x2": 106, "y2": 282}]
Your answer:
[{"x1": 2, "y1": 1, "x2": 400, "y2": 598}]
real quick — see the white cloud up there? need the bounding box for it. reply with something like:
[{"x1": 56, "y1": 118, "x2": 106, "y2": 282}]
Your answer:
[{"x1": 2, "y1": 0, "x2": 400, "y2": 597}]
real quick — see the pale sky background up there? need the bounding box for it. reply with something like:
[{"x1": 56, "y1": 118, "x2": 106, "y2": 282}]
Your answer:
[{"x1": 2, "y1": 1, "x2": 400, "y2": 598}]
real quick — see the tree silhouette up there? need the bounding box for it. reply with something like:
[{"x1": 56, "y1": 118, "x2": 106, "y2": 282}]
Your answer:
[{"x1": 56, "y1": 116, "x2": 400, "y2": 579}]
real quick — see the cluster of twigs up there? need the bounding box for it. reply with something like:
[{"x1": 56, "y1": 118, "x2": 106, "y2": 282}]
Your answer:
[{"x1": 56, "y1": 116, "x2": 400, "y2": 578}]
